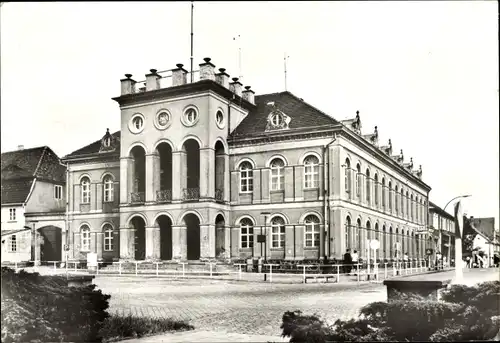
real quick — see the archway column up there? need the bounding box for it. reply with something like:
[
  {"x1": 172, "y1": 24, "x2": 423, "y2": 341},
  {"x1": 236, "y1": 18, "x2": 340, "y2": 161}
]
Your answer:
[
  {"x1": 199, "y1": 148, "x2": 215, "y2": 200},
  {"x1": 145, "y1": 154, "x2": 160, "y2": 203},
  {"x1": 172, "y1": 151, "x2": 183, "y2": 202},
  {"x1": 200, "y1": 224, "x2": 214, "y2": 258},
  {"x1": 172, "y1": 226, "x2": 187, "y2": 260},
  {"x1": 120, "y1": 157, "x2": 132, "y2": 204},
  {"x1": 119, "y1": 227, "x2": 135, "y2": 260},
  {"x1": 145, "y1": 226, "x2": 161, "y2": 260}
]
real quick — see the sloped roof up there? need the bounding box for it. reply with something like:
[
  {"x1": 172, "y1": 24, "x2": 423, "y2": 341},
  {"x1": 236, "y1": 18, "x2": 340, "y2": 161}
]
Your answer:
[
  {"x1": 1, "y1": 228, "x2": 30, "y2": 237},
  {"x1": 1, "y1": 146, "x2": 65, "y2": 204},
  {"x1": 470, "y1": 217, "x2": 496, "y2": 242},
  {"x1": 64, "y1": 131, "x2": 121, "y2": 159},
  {"x1": 230, "y1": 91, "x2": 338, "y2": 138}
]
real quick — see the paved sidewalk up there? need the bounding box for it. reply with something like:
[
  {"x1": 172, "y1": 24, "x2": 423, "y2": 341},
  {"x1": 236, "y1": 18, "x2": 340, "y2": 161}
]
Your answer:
[{"x1": 120, "y1": 330, "x2": 289, "y2": 343}]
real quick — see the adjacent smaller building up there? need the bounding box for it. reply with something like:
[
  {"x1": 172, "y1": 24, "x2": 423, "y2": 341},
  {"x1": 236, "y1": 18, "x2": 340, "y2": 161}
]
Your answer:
[
  {"x1": 1, "y1": 146, "x2": 66, "y2": 263},
  {"x1": 428, "y1": 201, "x2": 456, "y2": 264},
  {"x1": 466, "y1": 216, "x2": 500, "y2": 264}
]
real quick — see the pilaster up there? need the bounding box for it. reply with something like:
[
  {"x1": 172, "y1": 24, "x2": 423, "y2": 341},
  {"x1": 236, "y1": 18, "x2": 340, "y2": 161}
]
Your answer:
[
  {"x1": 145, "y1": 226, "x2": 161, "y2": 260},
  {"x1": 119, "y1": 227, "x2": 134, "y2": 260},
  {"x1": 200, "y1": 224, "x2": 214, "y2": 258},
  {"x1": 172, "y1": 226, "x2": 187, "y2": 260},
  {"x1": 145, "y1": 154, "x2": 160, "y2": 203},
  {"x1": 120, "y1": 157, "x2": 131, "y2": 204},
  {"x1": 172, "y1": 152, "x2": 183, "y2": 201}
]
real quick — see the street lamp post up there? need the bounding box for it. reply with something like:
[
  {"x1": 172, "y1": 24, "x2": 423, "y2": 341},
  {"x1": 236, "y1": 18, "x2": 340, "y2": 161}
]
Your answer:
[
  {"x1": 261, "y1": 212, "x2": 271, "y2": 262},
  {"x1": 442, "y1": 194, "x2": 471, "y2": 283}
]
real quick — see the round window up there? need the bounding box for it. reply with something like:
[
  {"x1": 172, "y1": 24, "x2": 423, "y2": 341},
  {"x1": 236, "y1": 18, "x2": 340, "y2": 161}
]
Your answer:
[
  {"x1": 182, "y1": 106, "x2": 199, "y2": 126},
  {"x1": 215, "y1": 110, "x2": 225, "y2": 129},
  {"x1": 129, "y1": 114, "x2": 145, "y2": 134},
  {"x1": 155, "y1": 110, "x2": 171, "y2": 130}
]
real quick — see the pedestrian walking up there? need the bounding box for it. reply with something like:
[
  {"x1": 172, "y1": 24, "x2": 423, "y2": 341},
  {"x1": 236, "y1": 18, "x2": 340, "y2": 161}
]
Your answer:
[
  {"x1": 343, "y1": 249, "x2": 352, "y2": 274},
  {"x1": 403, "y1": 253, "x2": 409, "y2": 268},
  {"x1": 352, "y1": 250, "x2": 359, "y2": 272}
]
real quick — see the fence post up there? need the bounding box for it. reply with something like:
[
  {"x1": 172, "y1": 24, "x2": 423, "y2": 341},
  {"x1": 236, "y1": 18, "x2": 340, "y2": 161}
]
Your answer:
[
  {"x1": 135, "y1": 262, "x2": 138, "y2": 276},
  {"x1": 336, "y1": 265, "x2": 340, "y2": 283},
  {"x1": 302, "y1": 265, "x2": 306, "y2": 283},
  {"x1": 210, "y1": 263, "x2": 213, "y2": 277},
  {"x1": 119, "y1": 262, "x2": 122, "y2": 276},
  {"x1": 384, "y1": 262, "x2": 388, "y2": 279},
  {"x1": 393, "y1": 263, "x2": 396, "y2": 276},
  {"x1": 238, "y1": 264, "x2": 242, "y2": 280}
]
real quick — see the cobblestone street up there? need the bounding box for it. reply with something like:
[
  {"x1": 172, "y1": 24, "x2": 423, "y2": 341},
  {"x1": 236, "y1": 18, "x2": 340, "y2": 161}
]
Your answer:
[{"x1": 95, "y1": 277, "x2": 386, "y2": 337}]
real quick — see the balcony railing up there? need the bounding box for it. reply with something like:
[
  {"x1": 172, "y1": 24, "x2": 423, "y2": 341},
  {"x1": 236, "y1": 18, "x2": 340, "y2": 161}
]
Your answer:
[
  {"x1": 130, "y1": 192, "x2": 145, "y2": 203},
  {"x1": 215, "y1": 189, "x2": 224, "y2": 202},
  {"x1": 183, "y1": 188, "x2": 200, "y2": 201},
  {"x1": 156, "y1": 189, "x2": 172, "y2": 203}
]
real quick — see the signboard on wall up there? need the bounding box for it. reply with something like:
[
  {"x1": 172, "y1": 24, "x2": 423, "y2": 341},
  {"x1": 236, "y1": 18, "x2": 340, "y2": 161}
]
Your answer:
[
  {"x1": 257, "y1": 234, "x2": 266, "y2": 243},
  {"x1": 87, "y1": 252, "x2": 97, "y2": 267}
]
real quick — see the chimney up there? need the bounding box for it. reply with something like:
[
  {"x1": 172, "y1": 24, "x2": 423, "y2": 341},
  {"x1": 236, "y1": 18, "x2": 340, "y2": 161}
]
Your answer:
[
  {"x1": 145, "y1": 69, "x2": 161, "y2": 91},
  {"x1": 172, "y1": 63, "x2": 188, "y2": 87},
  {"x1": 242, "y1": 86, "x2": 255, "y2": 104},
  {"x1": 215, "y1": 68, "x2": 230, "y2": 88},
  {"x1": 17, "y1": 145, "x2": 24, "y2": 150},
  {"x1": 120, "y1": 74, "x2": 136, "y2": 95},
  {"x1": 229, "y1": 77, "x2": 242, "y2": 97},
  {"x1": 199, "y1": 57, "x2": 216, "y2": 81}
]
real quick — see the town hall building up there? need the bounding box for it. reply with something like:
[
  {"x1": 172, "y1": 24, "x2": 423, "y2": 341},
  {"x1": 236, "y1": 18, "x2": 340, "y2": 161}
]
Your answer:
[{"x1": 62, "y1": 57, "x2": 432, "y2": 263}]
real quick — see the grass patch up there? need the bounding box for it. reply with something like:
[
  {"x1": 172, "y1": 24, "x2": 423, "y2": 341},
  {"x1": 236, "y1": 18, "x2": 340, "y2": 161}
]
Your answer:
[{"x1": 100, "y1": 314, "x2": 194, "y2": 342}]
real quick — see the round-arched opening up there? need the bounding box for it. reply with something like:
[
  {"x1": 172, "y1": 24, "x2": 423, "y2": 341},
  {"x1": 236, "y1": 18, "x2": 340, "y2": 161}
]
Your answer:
[
  {"x1": 215, "y1": 213, "x2": 226, "y2": 258},
  {"x1": 345, "y1": 215, "x2": 352, "y2": 252},
  {"x1": 183, "y1": 213, "x2": 201, "y2": 260},
  {"x1": 156, "y1": 143, "x2": 173, "y2": 202},
  {"x1": 182, "y1": 139, "x2": 200, "y2": 200},
  {"x1": 130, "y1": 146, "x2": 147, "y2": 202},
  {"x1": 156, "y1": 215, "x2": 173, "y2": 260},
  {"x1": 130, "y1": 216, "x2": 146, "y2": 260},
  {"x1": 214, "y1": 141, "x2": 225, "y2": 202}
]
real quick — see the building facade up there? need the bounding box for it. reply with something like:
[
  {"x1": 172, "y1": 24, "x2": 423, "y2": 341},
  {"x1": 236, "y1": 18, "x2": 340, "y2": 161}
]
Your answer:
[
  {"x1": 428, "y1": 202, "x2": 456, "y2": 265},
  {"x1": 62, "y1": 58, "x2": 431, "y2": 263},
  {"x1": 1, "y1": 146, "x2": 66, "y2": 263}
]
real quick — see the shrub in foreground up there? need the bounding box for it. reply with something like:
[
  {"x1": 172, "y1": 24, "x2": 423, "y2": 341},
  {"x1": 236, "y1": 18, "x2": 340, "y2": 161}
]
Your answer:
[
  {"x1": 1, "y1": 267, "x2": 110, "y2": 343},
  {"x1": 281, "y1": 281, "x2": 500, "y2": 342},
  {"x1": 100, "y1": 314, "x2": 194, "y2": 342}
]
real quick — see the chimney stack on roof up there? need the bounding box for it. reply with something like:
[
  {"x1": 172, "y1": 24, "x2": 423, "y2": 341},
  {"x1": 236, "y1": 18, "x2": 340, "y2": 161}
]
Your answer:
[
  {"x1": 216, "y1": 68, "x2": 230, "y2": 88},
  {"x1": 229, "y1": 77, "x2": 242, "y2": 97},
  {"x1": 199, "y1": 57, "x2": 216, "y2": 81},
  {"x1": 242, "y1": 85, "x2": 255, "y2": 104},
  {"x1": 145, "y1": 69, "x2": 161, "y2": 91},
  {"x1": 120, "y1": 74, "x2": 136, "y2": 95},
  {"x1": 172, "y1": 63, "x2": 188, "y2": 87}
]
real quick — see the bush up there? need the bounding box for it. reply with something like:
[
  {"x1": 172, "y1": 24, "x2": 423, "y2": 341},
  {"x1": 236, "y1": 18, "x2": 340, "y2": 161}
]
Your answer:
[
  {"x1": 281, "y1": 281, "x2": 500, "y2": 342},
  {"x1": 1, "y1": 267, "x2": 111, "y2": 343},
  {"x1": 100, "y1": 315, "x2": 194, "y2": 342}
]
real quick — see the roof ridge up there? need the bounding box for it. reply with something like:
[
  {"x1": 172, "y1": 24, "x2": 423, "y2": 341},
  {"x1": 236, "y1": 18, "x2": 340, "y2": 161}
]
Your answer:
[
  {"x1": 33, "y1": 146, "x2": 48, "y2": 177},
  {"x1": 1, "y1": 145, "x2": 47, "y2": 156}
]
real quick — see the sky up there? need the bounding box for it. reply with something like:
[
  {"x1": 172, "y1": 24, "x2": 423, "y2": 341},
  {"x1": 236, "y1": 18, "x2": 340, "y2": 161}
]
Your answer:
[{"x1": 1, "y1": 1, "x2": 498, "y2": 224}]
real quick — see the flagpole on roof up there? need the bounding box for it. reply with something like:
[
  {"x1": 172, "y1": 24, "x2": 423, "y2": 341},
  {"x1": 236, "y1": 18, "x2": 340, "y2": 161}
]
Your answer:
[
  {"x1": 284, "y1": 53, "x2": 290, "y2": 91},
  {"x1": 190, "y1": 1, "x2": 194, "y2": 83}
]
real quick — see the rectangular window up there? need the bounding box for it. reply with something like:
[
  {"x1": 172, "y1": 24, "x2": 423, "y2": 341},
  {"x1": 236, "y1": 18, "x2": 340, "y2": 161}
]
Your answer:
[
  {"x1": 240, "y1": 170, "x2": 253, "y2": 193},
  {"x1": 304, "y1": 165, "x2": 319, "y2": 188},
  {"x1": 9, "y1": 208, "x2": 16, "y2": 221},
  {"x1": 104, "y1": 182, "x2": 114, "y2": 202},
  {"x1": 54, "y1": 185, "x2": 63, "y2": 200},
  {"x1": 272, "y1": 226, "x2": 286, "y2": 248},
  {"x1": 304, "y1": 225, "x2": 320, "y2": 247},
  {"x1": 240, "y1": 226, "x2": 254, "y2": 248},
  {"x1": 9, "y1": 235, "x2": 17, "y2": 252},
  {"x1": 104, "y1": 230, "x2": 113, "y2": 251}
]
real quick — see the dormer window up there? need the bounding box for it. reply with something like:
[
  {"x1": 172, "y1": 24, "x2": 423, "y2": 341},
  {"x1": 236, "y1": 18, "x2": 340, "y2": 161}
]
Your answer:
[
  {"x1": 133, "y1": 117, "x2": 143, "y2": 130},
  {"x1": 103, "y1": 137, "x2": 111, "y2": 148},
  {"x1": 271, "y1": 113, "x2": 283, "y2": 126}
]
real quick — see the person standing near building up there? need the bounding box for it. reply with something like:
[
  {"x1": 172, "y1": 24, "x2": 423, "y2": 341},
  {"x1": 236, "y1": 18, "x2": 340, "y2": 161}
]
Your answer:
[
  {"x1": 343, "y1": 249, "x2": 352, "y2": 274},
  {"x1": 403, "y1": 252, "x2": 409, "y2": 268},
  {"x1": 352, "y1": 250, "x2": 359, "y2": 273}
]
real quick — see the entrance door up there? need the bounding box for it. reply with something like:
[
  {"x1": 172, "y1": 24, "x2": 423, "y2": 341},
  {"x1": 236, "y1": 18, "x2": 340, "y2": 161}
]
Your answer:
[
  {"x1": 39, "y1": 226, "x2": 62, "y2": 262},
  {"x1": 185, "y1": 214, "x2": 200, "y2": 260}
]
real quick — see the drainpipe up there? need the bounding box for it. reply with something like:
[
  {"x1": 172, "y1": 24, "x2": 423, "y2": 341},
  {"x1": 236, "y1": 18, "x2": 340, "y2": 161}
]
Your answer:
[
  {"x1": 323, "y1": 134, "x2": 337, "y2": 260},
  {"x1": 65, "y1": 162, "x2": 70, "y2": 263},
  {"x1": 227, "y1": 97, "x2": 232, "y2": 258}
]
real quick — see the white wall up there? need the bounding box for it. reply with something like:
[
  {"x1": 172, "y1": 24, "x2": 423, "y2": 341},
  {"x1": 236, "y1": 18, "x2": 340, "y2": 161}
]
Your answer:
[
  {"x1": 0, "y1": 205, "x2": 25, "y2": 231},
  {"x1": 1, "y1": 230, "x2": 31, "y2": 263}
]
